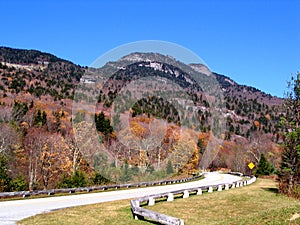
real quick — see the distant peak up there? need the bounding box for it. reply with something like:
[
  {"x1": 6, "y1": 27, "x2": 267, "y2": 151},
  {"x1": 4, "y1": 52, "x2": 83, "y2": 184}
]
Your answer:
[
  {"x1": 119, "y1": 52, "x2": 176, "y2": 63},
  {"x1": 189, "y1": 63, "x2": 211, "y2": 76}
]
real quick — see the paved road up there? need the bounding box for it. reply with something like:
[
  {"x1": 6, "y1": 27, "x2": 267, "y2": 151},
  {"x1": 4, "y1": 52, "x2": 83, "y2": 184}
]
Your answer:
[{"x1": 0, "y1": 172, "x2": 241, "y2": 225}]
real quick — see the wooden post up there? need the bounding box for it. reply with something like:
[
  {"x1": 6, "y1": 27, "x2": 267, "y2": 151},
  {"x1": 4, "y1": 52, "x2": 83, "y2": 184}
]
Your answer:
[
  {"x1": 130, "y1": 200, "x2": 141, "y2": 220},
  {"x1": 208, "y1": 186, "x2": 213, "y2": 193},
  {"x1": 167, "y1": 193, "x2": 174, "y2": 201},
  {"x1": 218, "y1": 185, "x2": 222, "y2": 191},
  {"x1": 22, "y1": 193, "x2": 30, "y2": 198},
  {"x1": 231, "y1": 183, "x2": 235, "y2": 189},
  {"x1": 148, "y1": 197, "x2": 155, "y2": 206},
  {"x1": 197, "y1": 188, "x2": 202, "y2": 195},
  {"x1": 225, "y1": 184, "x2": 229, "y2": 190},
  {"x1": 183, "y1": 190, "x2": 189, "y2": 198}
]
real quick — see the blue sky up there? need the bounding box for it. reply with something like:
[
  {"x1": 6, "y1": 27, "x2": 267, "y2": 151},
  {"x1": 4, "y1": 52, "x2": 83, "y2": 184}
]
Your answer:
[{"x1": 1, "y1": 0, "x2": 299, "y2": 97}]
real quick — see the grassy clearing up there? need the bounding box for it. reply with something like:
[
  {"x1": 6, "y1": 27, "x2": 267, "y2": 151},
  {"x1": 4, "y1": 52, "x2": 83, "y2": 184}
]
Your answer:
[{"x1": 19, "y1": 178, "x2": 300, "y2": 225}]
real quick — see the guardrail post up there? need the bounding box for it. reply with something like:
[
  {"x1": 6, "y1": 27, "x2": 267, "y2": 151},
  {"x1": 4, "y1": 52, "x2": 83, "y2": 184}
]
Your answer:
[
  {"x1": 129, "y1": 174, "x2": 255, "y2": 225},
  {"x1": 218, "y1": 185, "x2": 222, "y2": 191},
  {"x1": 148, "y1": 197, "x2": 155, "y2": 206},
  {"x1": 197, "y1": 188, "x2": 202, "y2": 195},
  {"x1": 131, "y1": 200, "x2": 143, "y2": 220},
  {"x1": 183, "y1": 190, "x2": 189, "y2": 198},
  {"x1": 167, "y1": 193, "x2": 174, "y2": 201}
]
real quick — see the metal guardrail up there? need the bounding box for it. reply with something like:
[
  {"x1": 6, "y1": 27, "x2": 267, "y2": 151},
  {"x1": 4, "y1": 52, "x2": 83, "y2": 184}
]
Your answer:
[
  {"x1": 0, "y1": 175, "x2": 203, "y2": 199},
  {"x1": 130, "y1": 174, "x2": 257, "y2": 225}
]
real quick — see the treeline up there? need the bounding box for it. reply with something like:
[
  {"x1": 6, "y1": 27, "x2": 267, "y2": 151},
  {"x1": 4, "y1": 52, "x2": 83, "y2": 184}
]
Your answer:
[{"x1": 224, "y1": 96, "x2": 282, "y2": 140}]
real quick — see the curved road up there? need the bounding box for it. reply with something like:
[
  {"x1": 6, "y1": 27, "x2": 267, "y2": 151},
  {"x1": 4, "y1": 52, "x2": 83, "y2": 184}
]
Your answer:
[{"x1": 0, "y1": 172, "x2": 241, "y2": 225}]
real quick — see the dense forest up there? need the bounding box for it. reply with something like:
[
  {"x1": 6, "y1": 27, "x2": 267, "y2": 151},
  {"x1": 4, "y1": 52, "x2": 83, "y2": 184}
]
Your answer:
[{"x1": 0, "y1": 48, "x2": 287, "y2": 193}]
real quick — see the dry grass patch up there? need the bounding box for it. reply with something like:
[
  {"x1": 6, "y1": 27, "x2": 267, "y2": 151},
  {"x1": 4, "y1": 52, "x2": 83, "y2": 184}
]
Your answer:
[{"x1": 145, "y1": 178, "x2": 300, "y2": 225}]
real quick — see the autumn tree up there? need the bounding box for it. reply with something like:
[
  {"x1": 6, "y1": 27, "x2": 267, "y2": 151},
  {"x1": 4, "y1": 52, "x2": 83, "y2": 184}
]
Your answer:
[
  {"x1": 170, "y1": 130, "x2": 198, "y2": 173},
  {"x1": 24, "y1": 128, "x2": 44, "y2": 190},
  {"x1": 39, "y1": 133, "x2": 70, "y2": 189},
  {"x1": 278, "y1": 73, "x2": 300, "y2": 197},
  {"x1": 24, "y1": 128, "x2": 72, "y2": 190}
]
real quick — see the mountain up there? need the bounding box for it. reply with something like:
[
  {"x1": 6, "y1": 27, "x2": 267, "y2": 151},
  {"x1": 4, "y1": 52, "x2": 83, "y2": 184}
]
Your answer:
[
  {"x1": 0, "y1": 48, "x2": 284, "y2": 139},
  {"x1": 0, "y1": 47, "x2": 84, "y2": 101},
  {"x1": 79, "y1": 52, "x2": 283, "y2": 138},
  {"x1": 0, "y1": 47, "x2": 284, "y2": 191}
]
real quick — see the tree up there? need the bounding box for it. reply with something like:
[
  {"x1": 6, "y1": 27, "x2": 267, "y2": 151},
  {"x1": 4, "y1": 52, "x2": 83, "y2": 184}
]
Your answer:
[
  {"x1": 166, "y1": 160, "x2": 174, "y2": 174},
  {"x1": 0, "y1": 154, "x2": 11, "y2": 192},
  {"x1": 95, "y1": 112, "x2": 113, "y2": 135},
  {"x1": 255, "y1": 153, "x2": 274, "y2": 176},
  {"x1": 278, "y1": 73, "x2": 300, "y2": 197},
  {"x1": 24, "y1": 128, "x2": 44, "y2": 190},
  {"x1": 59, "y1": 171, "x2": 87, "y2": 188}
]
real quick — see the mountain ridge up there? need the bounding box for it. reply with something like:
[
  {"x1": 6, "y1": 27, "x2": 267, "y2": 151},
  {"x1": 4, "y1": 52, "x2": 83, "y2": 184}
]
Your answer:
[
  {"x1": 0, "y1": 47, "x2": 283, "y2": 103},
  {"x1": 0, "y1": 46, "x2": 285, "y2": 190}
]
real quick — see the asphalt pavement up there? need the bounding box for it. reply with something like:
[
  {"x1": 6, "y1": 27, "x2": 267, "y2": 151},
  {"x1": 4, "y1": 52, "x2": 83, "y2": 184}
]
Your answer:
[{"x1": 0, "y1": 172, "x2": 241, "y2": 225}]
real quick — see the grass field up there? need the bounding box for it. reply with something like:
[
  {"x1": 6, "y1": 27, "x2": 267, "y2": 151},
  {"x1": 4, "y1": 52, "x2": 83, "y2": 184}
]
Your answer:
[{"x1": 19, "y1": 178, "x2": 300, "y2": 225}]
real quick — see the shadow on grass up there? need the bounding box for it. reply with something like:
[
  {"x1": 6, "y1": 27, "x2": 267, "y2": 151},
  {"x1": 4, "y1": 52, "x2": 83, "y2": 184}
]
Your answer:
[
  {"x1": 261, "y1": 187, "x2": 278, "y2": 193},
  {"x1": 131, "y1": 212, "x2": 162, "y2": 225},
  {"x1": 141, "y1": 218, "x2": 162, "y2": 224}
]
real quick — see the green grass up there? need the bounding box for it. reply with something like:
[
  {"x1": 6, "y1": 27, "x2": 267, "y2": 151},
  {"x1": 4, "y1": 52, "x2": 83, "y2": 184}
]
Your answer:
[{"x1": 19, "y1": 178, "x2": 300, "y2": 225}]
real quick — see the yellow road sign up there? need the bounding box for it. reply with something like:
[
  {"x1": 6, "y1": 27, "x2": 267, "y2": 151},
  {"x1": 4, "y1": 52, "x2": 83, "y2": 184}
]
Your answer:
[{"x1": 248, "y1": 162, "x2": 255, "y2": 170}]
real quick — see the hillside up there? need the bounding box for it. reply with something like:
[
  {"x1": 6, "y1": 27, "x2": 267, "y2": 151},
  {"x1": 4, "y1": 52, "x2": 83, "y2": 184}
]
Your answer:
[
  {"x1": 0, "y1": 47, "x2": 83, "y2": 100},
  {"x1": 79, "y1": 52, "x2": 283, "y2": 140},
  {"x1": 0, "y1": 47, "x2": 284, "y2": 192}
]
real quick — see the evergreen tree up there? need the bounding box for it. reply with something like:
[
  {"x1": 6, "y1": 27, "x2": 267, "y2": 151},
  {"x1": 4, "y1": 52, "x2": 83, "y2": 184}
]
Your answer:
[
  {"x1": 120, "y1": 161, "x2": 131, "y2": 182},
  {"x1": 278, "y1": 73, "x2": 300, "y2": 197},
  {"x1": 0, "y1": 155, "x2": 11, "y2": 192},
  {"x1": 95, "y1": 112, "x2": 113, "y2": 135},
  {"x1": 255, "y1": 154, "x2": 274, "y2": 176},
  {"x1": 166, "y1": 160, "x2": 174, "y2": 174}
]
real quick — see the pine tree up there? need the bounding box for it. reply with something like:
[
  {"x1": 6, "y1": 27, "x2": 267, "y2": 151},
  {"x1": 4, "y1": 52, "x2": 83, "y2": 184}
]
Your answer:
[
  {"x1": 278, "y1": 73, "x2": 300, "y2": 197},
  {"x1": 255, "y1": 154, "x2": 274, "y2": 176},
  {"x1": 166, "y1": 160, "x2": 174, "y2": 174},
  {"x1": 0, "y1": 155, "x2": 11, "y2": 192}
]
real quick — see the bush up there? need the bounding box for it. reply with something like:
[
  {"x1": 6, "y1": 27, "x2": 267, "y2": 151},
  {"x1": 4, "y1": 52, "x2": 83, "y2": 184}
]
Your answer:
[
  {"x1": 59, "y1": 171, "x2": 87, "y2": 188},
  {"x1": 10, "y1": 175, "x2": 28, "y2": 191},
  {"x1": 255, "y1": 154, "x2": 274, "y2": 176},
  {"x1": 293, "y1": 185, "x2": 300, "y2": 199},
  {"x1": 93, "y1": 172, "x2": 109, "y2": 185}
]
